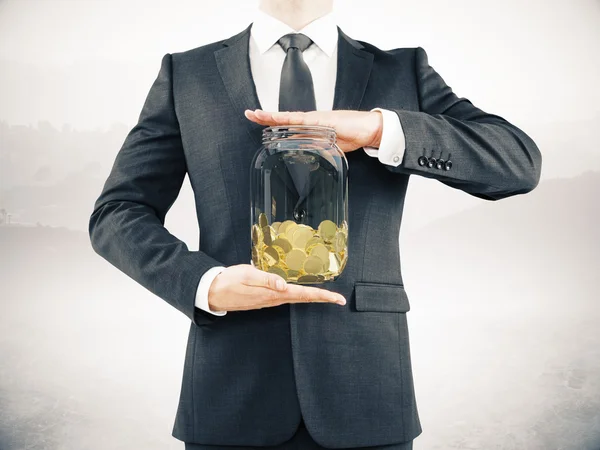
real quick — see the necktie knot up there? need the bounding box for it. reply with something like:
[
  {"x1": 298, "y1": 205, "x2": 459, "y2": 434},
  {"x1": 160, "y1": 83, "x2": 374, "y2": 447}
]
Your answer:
[{"x1": 278, "y1": 33, "x2": 313, "y2": 53}]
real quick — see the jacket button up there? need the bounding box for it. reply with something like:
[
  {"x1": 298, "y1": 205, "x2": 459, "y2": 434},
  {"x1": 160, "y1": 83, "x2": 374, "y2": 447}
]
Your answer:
[
  {"x1": 444, "y1": 160, "x2": 453, "y2": 171},
  {"x1": 427, "y1": 158, "x2": 437, "y2": 168},
  {"x1": 418, "y1": 156, "x2": 428, "y2": 166},
  {"x1": 436, "y1": 159, "x2": 445, "y2": 170},
  {"x1": 293, "y1": 208, "x2": 306, "y2": 221}
]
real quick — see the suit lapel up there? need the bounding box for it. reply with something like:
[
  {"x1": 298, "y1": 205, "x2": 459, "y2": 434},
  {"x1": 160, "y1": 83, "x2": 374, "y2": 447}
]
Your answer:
[
  {"x1": 332, "y1": 26, "x2": 374, "y2": 111},
  {"x1": 214, "y1": 24, "x2": 264, "y2": 148}
]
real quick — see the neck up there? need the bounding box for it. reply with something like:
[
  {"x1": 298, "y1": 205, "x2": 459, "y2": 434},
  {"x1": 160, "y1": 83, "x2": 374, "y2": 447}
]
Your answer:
[{"x1": 259, "y1": 0, "x2": 333, "y2": 30}]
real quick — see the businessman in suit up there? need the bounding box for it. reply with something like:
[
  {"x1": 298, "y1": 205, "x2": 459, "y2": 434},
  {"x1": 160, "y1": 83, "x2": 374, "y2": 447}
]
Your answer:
[{"x1": 89, "y1": 0, "x2": 542, "y2": 448}]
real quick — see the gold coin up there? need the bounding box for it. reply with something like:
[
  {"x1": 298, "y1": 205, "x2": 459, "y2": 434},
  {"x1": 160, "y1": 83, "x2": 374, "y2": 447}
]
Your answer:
[
  {"x1": 307, "y1": 243, "x2": 329, "y2": 264},
  {"x1": 268, "y1": 265, "x2": 287, "y2": 280},
  {"x1": 306, "y1": 245, "x2": 329, "y2": 271},
  {"x1": 338, "y1": 254, "x2": 347, "y2": 273},
  {"x1": 292, "y1": 227, "x2": 313, "y2": 249},
  {"x1": 263, "y1": 246, "x2": 279, "y2": 266},
  {"x1": 285, "y1": 223, "x2": 299, "y2": 241},
  {"x1": 251, "y1": 224, "x2": 263, "y2": 247},
  {"x1": 262, "y1": 225, "x2": 275, "y2": 245},
  {"x1": 271, "y1": 244, "x2": 287, "y2": 261},
  {"x1": 258, "y1": 212, "x2": 268, "y2": 228},
  {"x1": 286, "y1": 249, "x2": 307, "y2": 270},
  {"x1": 297, "y1": 274, "x2": 319, "y2": 283},
  {"x1": 334, "y1": 231, "x2": 347, "y2": 253},
  {"x1": 303, "y1": 255, "x2": 323, "y2": 274},
  {"x1": 278, "y1": 220, "x2": 296, "y2": 234},
  {"x1": 277, "y1": 257, "x2": 290, "y2": 270},
  {"x1": 287, "y1": 269, "x2": 300, "y2": 279},
  {"x1": 272, "y1": 237, "x2": 292, "y2": 253},
  {"x1": 251, "y1": 246, "x2": 261, "y2": 267},
  {"x1": 272, "y1": 221, "x2": 281, "y2": 233},
  {"x1": 318, "y1": 220, "x2": 337, "y2": 241},
  {"x1": 328, "y1": 252, "x2": 340, "y2": 273},
  {"x1": 305, "y1": 236, "x2": 323, "y2": 249}
]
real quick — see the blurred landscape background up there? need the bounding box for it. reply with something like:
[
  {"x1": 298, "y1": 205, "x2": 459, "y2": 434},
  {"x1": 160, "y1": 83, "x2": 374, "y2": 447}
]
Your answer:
[{"x1": 1, "y1": 0, "x2": 599, "y2": 449}]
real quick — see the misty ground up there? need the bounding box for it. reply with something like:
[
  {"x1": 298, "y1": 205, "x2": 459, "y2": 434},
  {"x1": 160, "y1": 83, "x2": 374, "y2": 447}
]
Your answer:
[{"x1": 2, "y1": 170, "x2": 600, "y2": 450}]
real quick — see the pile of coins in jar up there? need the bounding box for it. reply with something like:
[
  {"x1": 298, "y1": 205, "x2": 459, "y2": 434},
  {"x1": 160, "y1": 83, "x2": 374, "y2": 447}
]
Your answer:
[{"x1": 251, "y1": 213, "x2": 348, "y2": 283}]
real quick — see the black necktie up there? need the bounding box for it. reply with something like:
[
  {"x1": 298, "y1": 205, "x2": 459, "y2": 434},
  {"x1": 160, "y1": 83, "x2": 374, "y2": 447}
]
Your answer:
[
  {"x1": 278, "y1": 33, "x2": 317, "y2": 112},
  {"x1": 274, "y1": 33, "x2": 318, "y2": 222}
]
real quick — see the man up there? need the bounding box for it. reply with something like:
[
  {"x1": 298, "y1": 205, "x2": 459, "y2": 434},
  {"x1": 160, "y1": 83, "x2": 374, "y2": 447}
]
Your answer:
[{"x1": 88, "y1": 0, "x2": 542, "y2": 448}]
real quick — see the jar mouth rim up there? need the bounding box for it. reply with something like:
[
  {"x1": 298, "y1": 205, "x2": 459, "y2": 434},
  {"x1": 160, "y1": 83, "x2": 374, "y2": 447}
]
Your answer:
[
  {"x1": 262, "y1": 125, "x2": 336, "y2": 142},
  {"x1": 263, "y1": 125, "x2": 336, "y2": 133}
]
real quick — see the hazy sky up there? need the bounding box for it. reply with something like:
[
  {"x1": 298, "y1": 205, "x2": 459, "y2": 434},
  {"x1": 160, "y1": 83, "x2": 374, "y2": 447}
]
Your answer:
[
  {"x1": 2, "y1": 6, "x2": 599, "y2": 448},
  {"x1": 0, "y1": 0, "x2": 599, "y2": 130}
]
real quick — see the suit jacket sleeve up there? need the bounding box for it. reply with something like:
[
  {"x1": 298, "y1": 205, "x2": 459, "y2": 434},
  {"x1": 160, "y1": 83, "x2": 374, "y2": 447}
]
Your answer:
[
  {"x1": 88, "y1": 53, "x2": 224, "y2": 327},
  {"x1": 389, "y1": 47, "x2": 542, "y2": 200}
]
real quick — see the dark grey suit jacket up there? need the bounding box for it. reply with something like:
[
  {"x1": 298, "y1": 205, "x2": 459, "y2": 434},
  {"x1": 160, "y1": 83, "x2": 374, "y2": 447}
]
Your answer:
[{"x1": 89, "y1": 23, "x2": 541, "y2": 448}]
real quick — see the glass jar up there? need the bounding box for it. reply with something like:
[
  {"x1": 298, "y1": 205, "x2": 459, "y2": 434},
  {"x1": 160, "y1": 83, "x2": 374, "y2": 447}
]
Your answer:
[{"x1": 249, "y1": 125, "x2": 349, "y2": 284}]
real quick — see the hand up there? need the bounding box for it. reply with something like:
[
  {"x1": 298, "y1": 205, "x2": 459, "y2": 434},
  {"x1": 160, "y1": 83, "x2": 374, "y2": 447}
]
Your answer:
[
  {"x1": 207, "y1": 264, "x2": 346, "y2": 312},
  {"x1": 244, "y1": 109, "x2": 383, "y2": 153}
]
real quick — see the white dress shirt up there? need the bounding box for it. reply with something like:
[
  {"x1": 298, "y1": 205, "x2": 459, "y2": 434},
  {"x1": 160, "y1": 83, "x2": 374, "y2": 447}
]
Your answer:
[{"x1": 195, "y1": 9, "x2": 406, "y2": 316}]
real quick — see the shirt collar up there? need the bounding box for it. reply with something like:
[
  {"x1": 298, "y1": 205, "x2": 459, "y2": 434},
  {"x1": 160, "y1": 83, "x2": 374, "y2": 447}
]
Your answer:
[{"x1": 250, "y1": 8, "x2": 338, "y2": 57}]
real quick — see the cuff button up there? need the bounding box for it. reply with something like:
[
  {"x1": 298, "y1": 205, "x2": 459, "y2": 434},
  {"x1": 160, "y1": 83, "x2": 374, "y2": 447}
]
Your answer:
[
  {"x1": 417, "y1": 156, "x2": 428, "y2": 166},
  {"x1": 444, "y1": 160, "x2": 453, "y2": 171},
  {"x1": 436, "y1": 159, "x2": 445, "y2": 170},
  {"x1": 393, "y1": 155, "x2": 400, "y2": 163},
  {"x1": 427, "y1": 158, "x2": 437, "y2": 168}
]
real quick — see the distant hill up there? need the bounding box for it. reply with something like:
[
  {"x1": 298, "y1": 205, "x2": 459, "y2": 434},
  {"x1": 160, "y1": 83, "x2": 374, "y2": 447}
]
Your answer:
[
  {"x1": 0, "y1": 224, "x2": 104, "y2": 283},
  {"x1": 3, "y1": 170, "x2": 598, "y2": 292}
]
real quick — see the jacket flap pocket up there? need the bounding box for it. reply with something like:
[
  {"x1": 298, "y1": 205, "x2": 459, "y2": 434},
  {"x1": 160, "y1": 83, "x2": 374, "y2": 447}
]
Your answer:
[{"x1": 354, "y1": 282, "x2": 410, "y2": 313}]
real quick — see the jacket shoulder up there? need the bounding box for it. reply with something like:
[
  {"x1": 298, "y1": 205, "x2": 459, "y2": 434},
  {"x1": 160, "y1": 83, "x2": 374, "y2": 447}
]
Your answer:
[
  {"x1": 170, "y1": 25, "x2": 250, "y2": 62},
  {"x1": 170, "y1": 38, "x2": 227, "y2": 62},
  {"x1": 355, "y1": 38, "x2": 418, "y2": 60}
]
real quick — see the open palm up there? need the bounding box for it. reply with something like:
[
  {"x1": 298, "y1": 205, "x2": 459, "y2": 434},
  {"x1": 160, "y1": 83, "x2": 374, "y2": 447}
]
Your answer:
[{"x1": 244, "y1": 109, "x2": 383, "y2": 152}]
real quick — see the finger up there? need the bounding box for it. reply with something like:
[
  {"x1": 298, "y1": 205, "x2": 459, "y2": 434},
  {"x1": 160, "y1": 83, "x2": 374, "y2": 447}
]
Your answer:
[
  {"x1": 241, "y1": 267, "x2": 288, "y2": 292},
  {"x1": 282, "y1": 284, "x2": 346, "y2": 305},
  {"x1": 244, "y1": 110, "x2": 291, "y2": 126},
  {"x1": 266, "y1": 110, "x2": 308, "y2": 125},
  {"x1": 244, "y1": 109, "x2": 271, "y2": 125},
  {"x1": 253, "y1": 109, "x2": 314, "y2": 126}
]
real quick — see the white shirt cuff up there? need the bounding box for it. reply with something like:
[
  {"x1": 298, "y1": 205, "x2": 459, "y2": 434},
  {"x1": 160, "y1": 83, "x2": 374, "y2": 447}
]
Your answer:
[
  {"x1": 362, "y1": 107, "x2": 406, "y2": 167},
  {"x1": 195, "y1": 266, "x2": 227, "y2": 316}
]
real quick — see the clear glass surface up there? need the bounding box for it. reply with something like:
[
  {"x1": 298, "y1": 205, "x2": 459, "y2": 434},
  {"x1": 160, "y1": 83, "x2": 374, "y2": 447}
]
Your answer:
[{"x1": 250, "y1": 126, "x2": 349, "y2": 284}]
